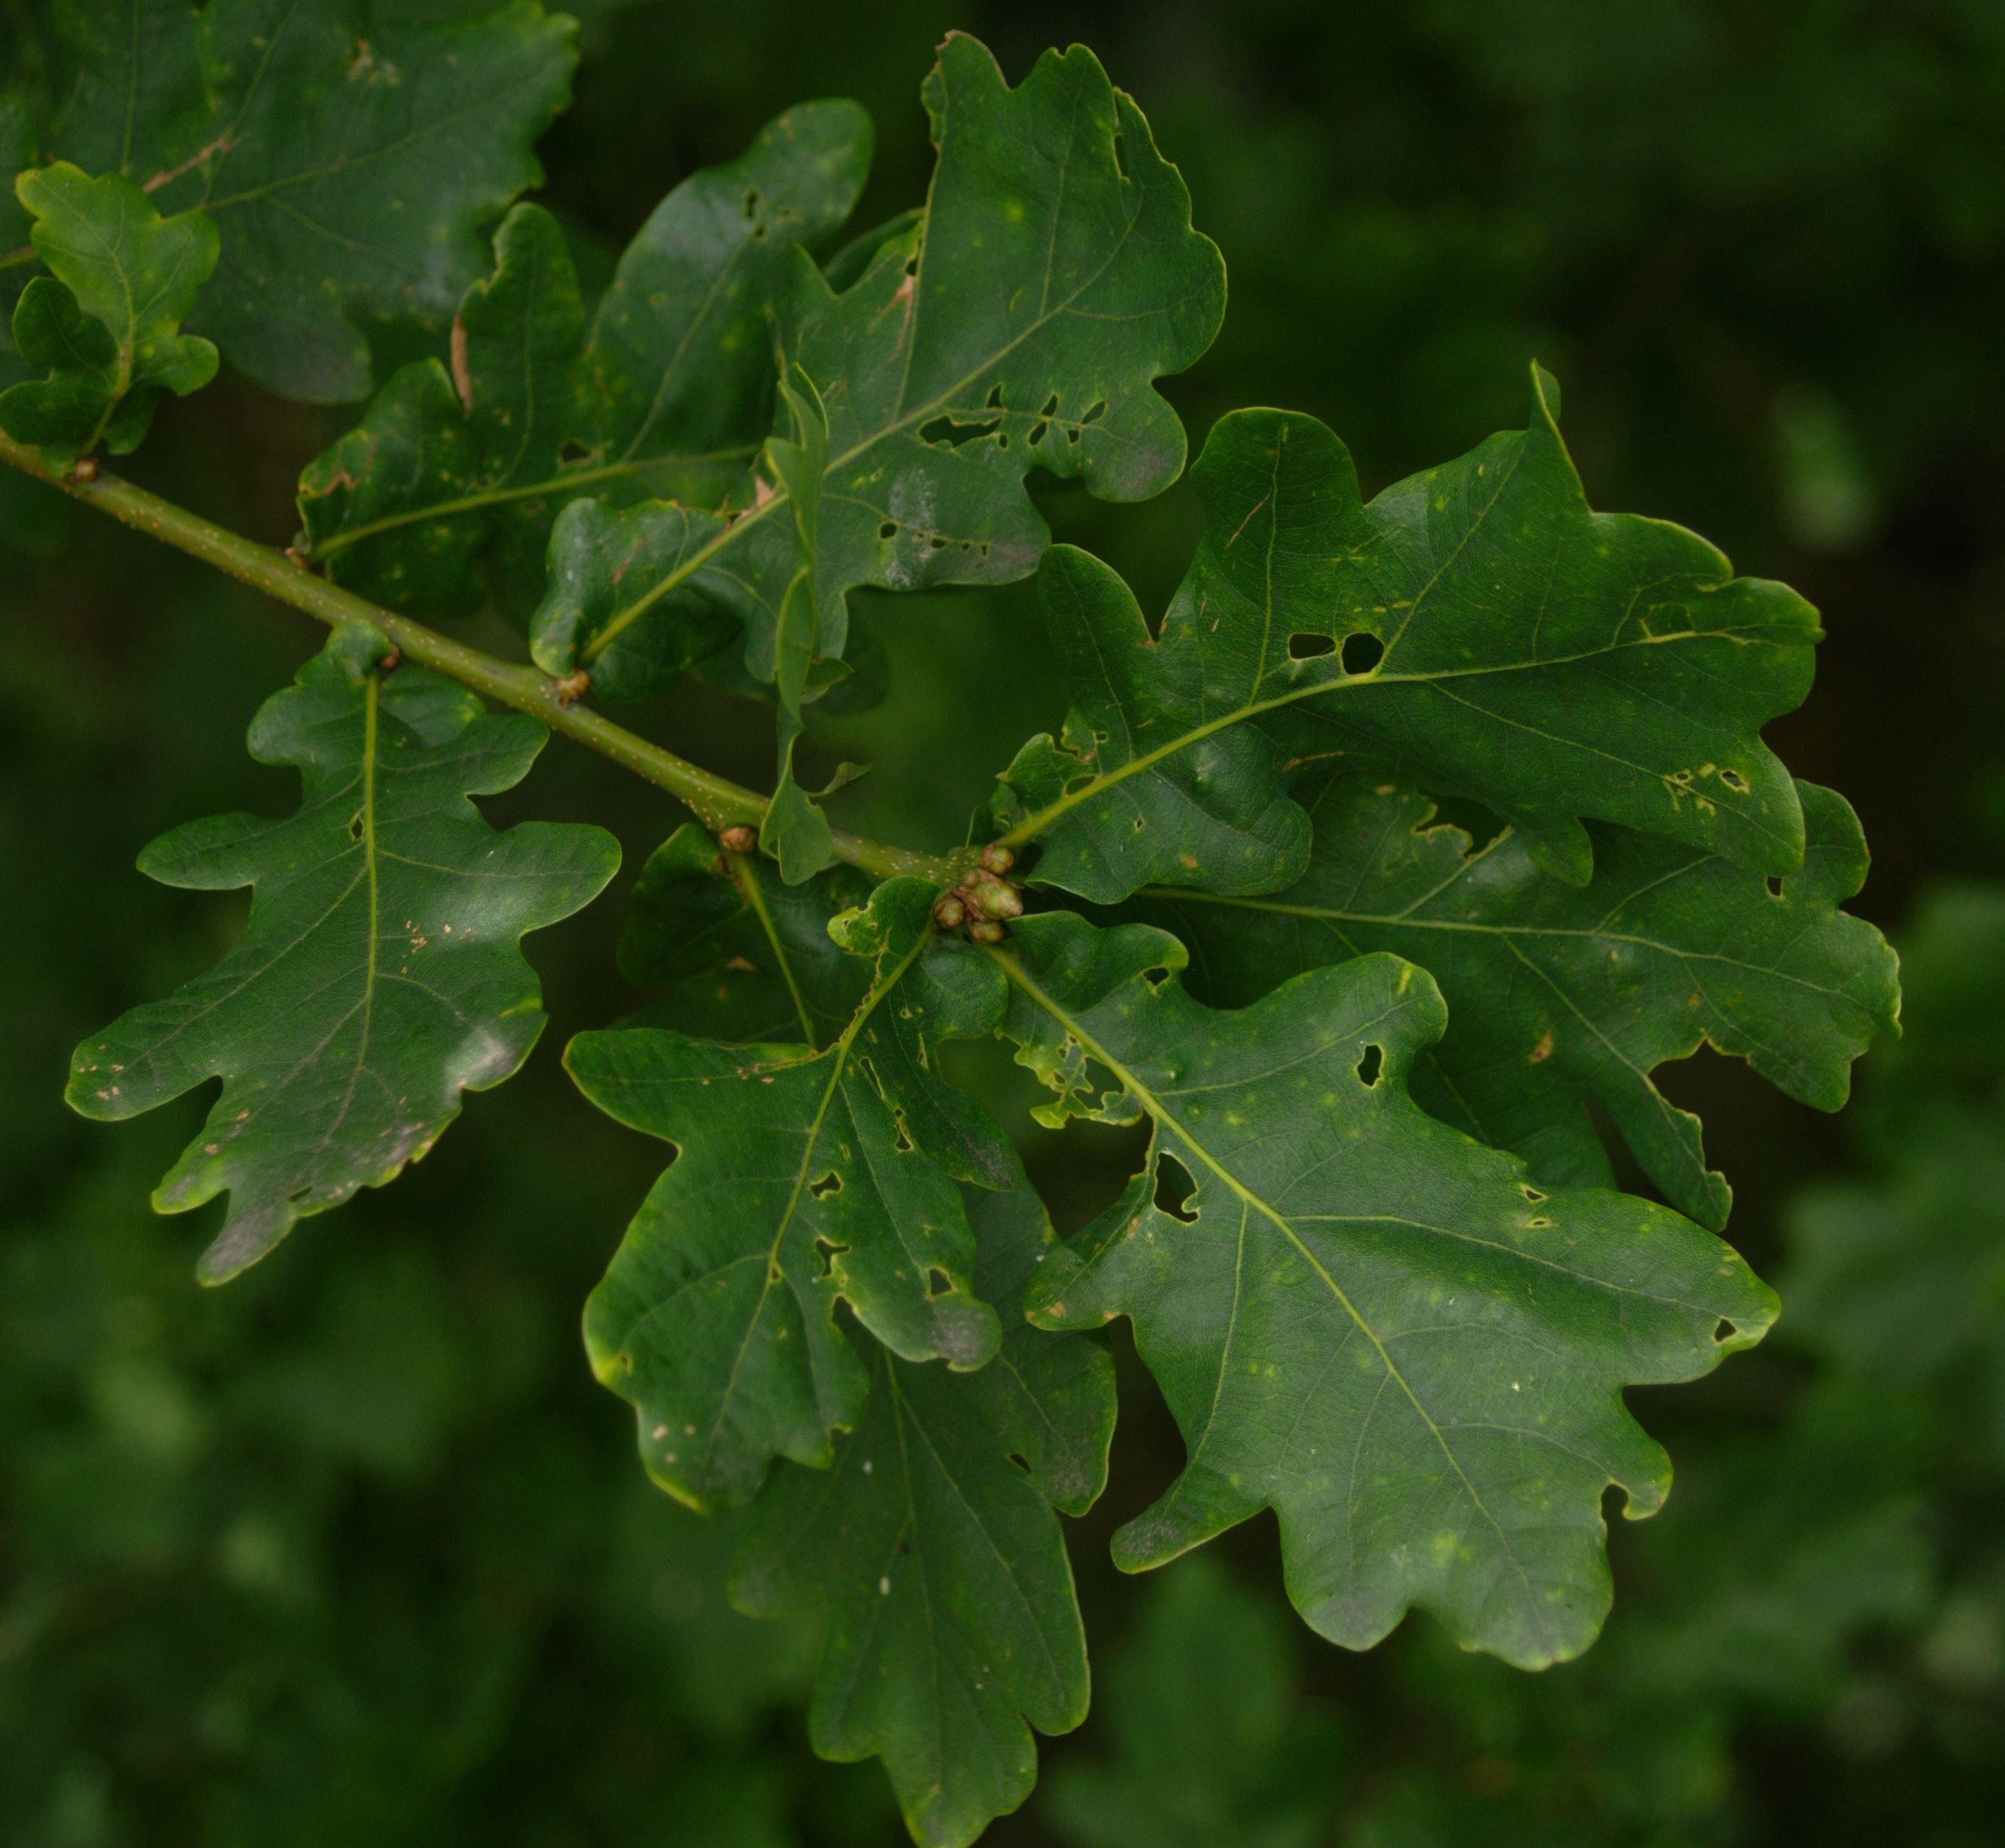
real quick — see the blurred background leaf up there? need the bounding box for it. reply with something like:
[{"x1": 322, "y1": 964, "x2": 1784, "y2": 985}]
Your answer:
[{"x1": 4, "y1": 1, "x2": 2005, "y2": 1842}]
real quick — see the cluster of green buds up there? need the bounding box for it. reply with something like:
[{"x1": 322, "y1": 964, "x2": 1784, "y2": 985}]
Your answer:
[{"x1": 932, "y1": 845, "x2": 1022, "y2": 944}]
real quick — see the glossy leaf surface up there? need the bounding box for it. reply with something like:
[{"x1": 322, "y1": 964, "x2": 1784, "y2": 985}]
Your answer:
[
  {"x1": 1144, "y1": 774, "x2": 1898, "y2": 1227},
  {"x1": 991, "y1": 379, "x2": 1821, "y2": 901},
  {"x1": 66, "y1": 624, "x2": 620, "y2": 1281},
  {"x1": 1000, "y1": 911, "x2": 1776, "y2": 1667}
]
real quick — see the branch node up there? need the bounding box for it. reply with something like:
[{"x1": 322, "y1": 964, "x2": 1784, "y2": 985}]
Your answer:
[
  {"x1": 551, "y1": 670, "x2": 591, "y2": 707},
  {"x1": 719, "y1": 824, "x2": 757, "y2": 855}
]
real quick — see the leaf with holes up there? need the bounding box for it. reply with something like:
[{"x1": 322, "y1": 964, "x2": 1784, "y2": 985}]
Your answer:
[
  {"x1": 528, "y1": 32, "x2": 1225, "y2": 700},
  {"x1": 297, "y1": 101, "x2": 873, "y2": 616},
  {"x1": 65, "y1": 622, "x2": 620, "y2": 1282},
  {"x1": 0, "y1": 164, "x2": 218, "y2": 467},
  {"x1": 1141, "y1": 774, "x2": 1897, "y2": 1228},
  {"x1": 733, "y1": 1182, "x2": 1113, "y2": 1848},
  {"x1": 47, "y1": 0, "x2": 577, "y2": 403},
  {"x1": 567, "y1": 878, "x2": 1021, "y2": 1512},
  {"x1": 993, "y1": 910, "x2": 1776, "y2": 1667},
  {"x1": 988, "y1": 374, "x2": 1821, "y2": 902}
]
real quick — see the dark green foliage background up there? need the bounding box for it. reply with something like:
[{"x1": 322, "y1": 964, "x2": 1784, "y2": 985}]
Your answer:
[{"x1": 4, "y1": 1, "x2": 2004, "y2": 1842}]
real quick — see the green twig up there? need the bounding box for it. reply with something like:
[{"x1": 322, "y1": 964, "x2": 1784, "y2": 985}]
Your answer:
[{"x1": 0, "y1": 432, "x2": 958, "y2": 885}]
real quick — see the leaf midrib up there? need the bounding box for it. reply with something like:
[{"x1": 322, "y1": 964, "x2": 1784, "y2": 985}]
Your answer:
[
  {"x1": 311, "y1": 670, "x2": 384, "y2": 1173},
  {"x1": 999, "y1": 618, "x2": 1791, "y2": 856},
  {"x1": 698, "y1": 923, "x2": 936, "y2": 1472},
  {"x1": 887, "y1": 1356, "x2": 1072, "y2": 1704},
  {"x1": 988, "y1": 946, "x2": 1539, "y2": 1609},
  {"x1": 1144, "y1": 885, "x2": 1863, "y2": 1003},
  {"x1": 728, "y1": 848, "x2": 817, "y2": 1045},
  {"x1": 574, "y1": 150, "x2": 1151, "y2": 668}
]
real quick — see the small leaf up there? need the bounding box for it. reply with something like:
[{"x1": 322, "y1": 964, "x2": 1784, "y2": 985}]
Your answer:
[
  {"x1": 298, "y1": 101, "x2": 873, "y2": 614},
  {"x1": 66, "y1": 626, "x2": 621, "y2": 1282},
  {"x1": 991, "y1": 376, "x2": 1822, "y2": 902},
  {"x1": 568, "y1": 878, "x2": 1017, "y2": 1511},
  {"x1": 994, "y1": 910, "x2": 1777, "y2": 1667},
  {"x1": 0, "y1": 165, "x2": 217, "y2": 467},
  {"x1": 760, "y1": 365, "x2": 837, "y2": 883},
  {"x1": 734, "y1": 1183, "x2": 1114, "y2": 1848},
  {"x1": 53, "y1": 0, "x2": 578, "y2": 403},
  {"x1": 530, "y1": 33, "x2": 1225, "y2": 699},
  {"x1": 1142, "y1": 774, "x2": 1899, "y2": 1227},
  {"x1": 618, "y1": 822, "x2": 873, "y2": 1046}
]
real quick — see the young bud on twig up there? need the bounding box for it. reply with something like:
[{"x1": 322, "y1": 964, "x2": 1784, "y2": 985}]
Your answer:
[
  {"x1": 719, "y1": 824, "x2": 757, "y2": 854},
  {"x1": 967, "y1": 917, "x2": 1006, "y2": 944},
  {"x1": 970, "y1": 879, "x2": 1022, "y2": 920},
  {"x1": 978, "y1": 844, "x2": 1015, "y2": 875},
  {"x1": 932, "y1": 894, "x2": 967, "y2": 930}
]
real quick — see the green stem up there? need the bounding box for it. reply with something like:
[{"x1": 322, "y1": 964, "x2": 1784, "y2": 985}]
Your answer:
[{"x1": 0, "y1": 432, "x2": 957, "y2": 885}]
